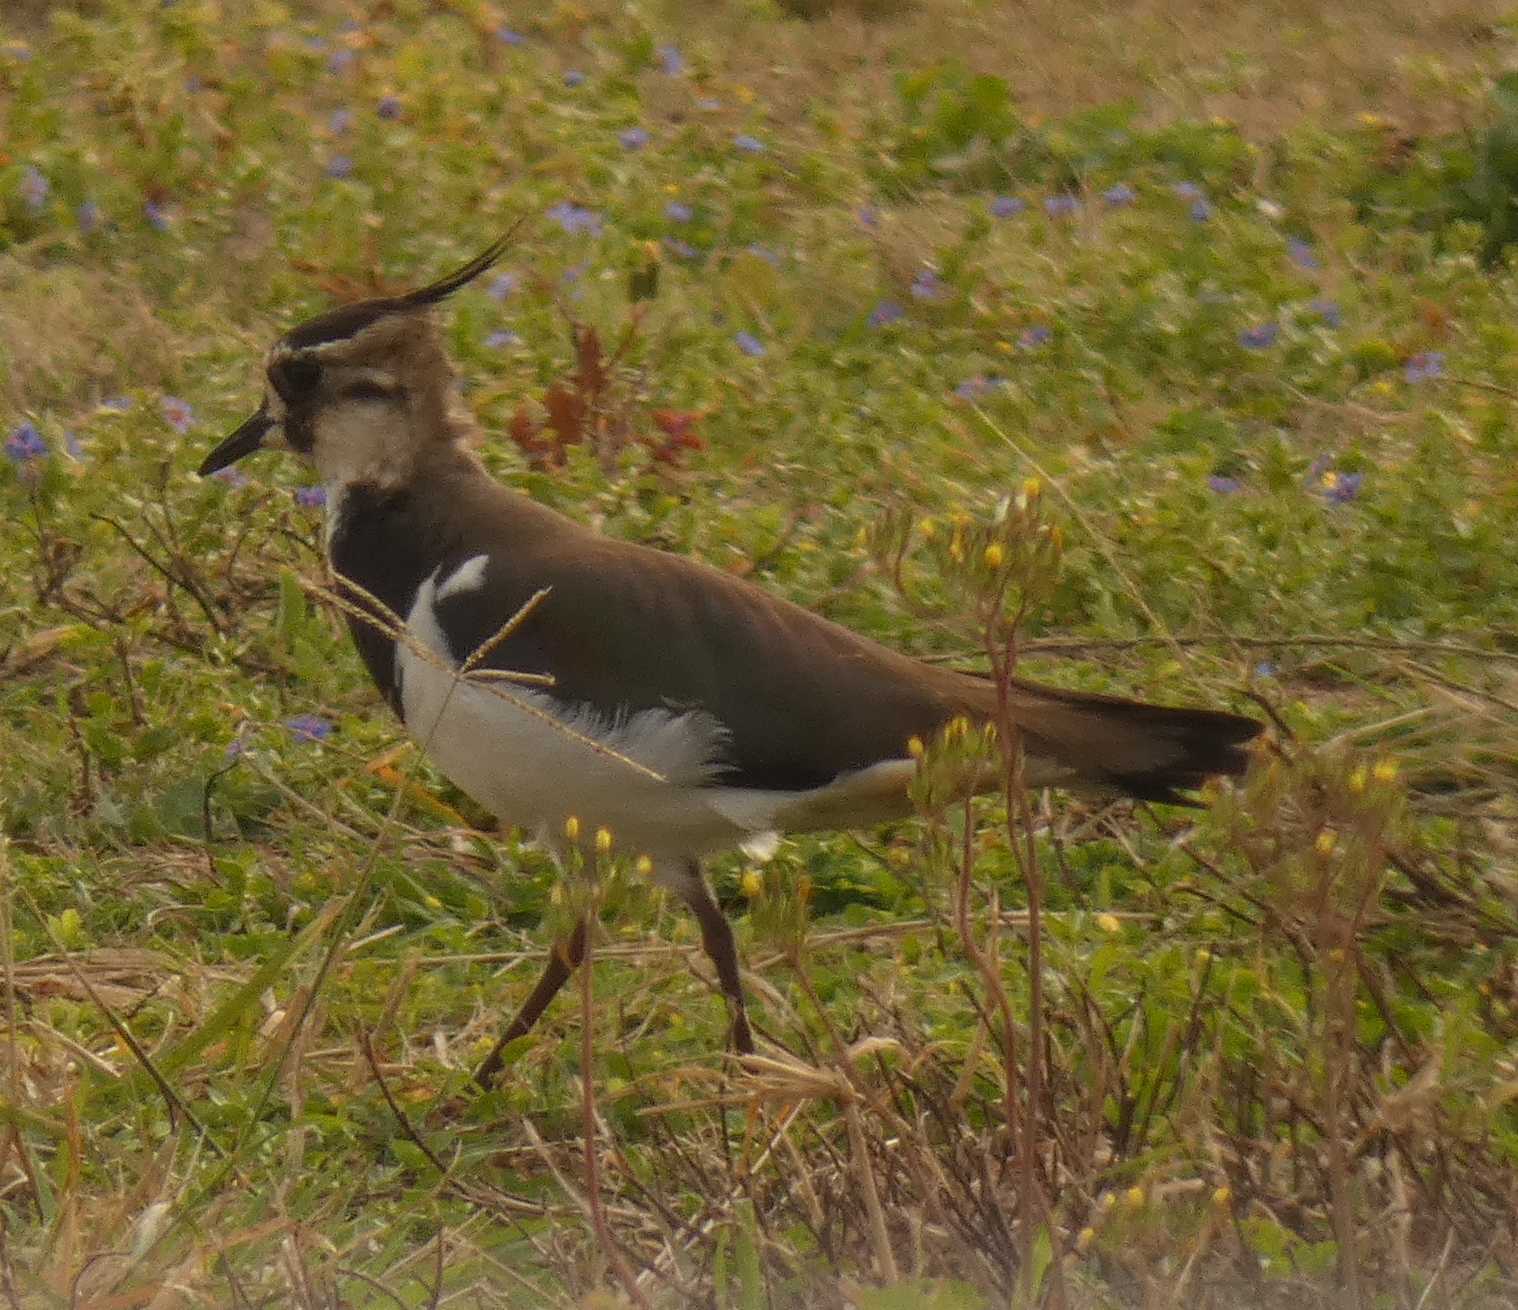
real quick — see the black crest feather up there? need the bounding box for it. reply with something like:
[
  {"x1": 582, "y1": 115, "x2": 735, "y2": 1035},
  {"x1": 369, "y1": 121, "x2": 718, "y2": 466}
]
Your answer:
[{"x1": 281, "y1": 225, "x2": 523, "y2": 351}]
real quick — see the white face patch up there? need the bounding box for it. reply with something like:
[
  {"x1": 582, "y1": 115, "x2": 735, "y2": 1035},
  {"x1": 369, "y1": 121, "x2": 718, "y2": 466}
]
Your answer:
[
  {"x1": 435, "y1": 554, "x2": 489, "y2": 603},
  {"x1": 310, "y1": 395, "x2": 413, "y2": 488}
]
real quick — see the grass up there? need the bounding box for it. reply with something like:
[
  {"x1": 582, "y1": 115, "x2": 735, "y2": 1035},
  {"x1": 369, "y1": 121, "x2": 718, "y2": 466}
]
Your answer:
[{"x1": 4, "y1": 0, "x2": 1518, "y2": 1305}]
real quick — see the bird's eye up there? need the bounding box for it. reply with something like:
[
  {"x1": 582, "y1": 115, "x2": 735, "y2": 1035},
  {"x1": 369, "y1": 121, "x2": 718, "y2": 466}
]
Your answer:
[
  {"x1": 342, "y1": 379, "x2": 395, "y2": 403},
  {"x1": 269, "y1": 354, "x2": 323, "y2": 402}
]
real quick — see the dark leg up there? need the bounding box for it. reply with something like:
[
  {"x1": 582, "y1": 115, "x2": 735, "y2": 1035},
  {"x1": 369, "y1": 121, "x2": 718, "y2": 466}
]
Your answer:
[
  {"x1": 474, "y1": 918, "x2": 587, "y2": 1088},
  {"x1": 675, "y1": 859, "x2": 755, "y2": 1056}
]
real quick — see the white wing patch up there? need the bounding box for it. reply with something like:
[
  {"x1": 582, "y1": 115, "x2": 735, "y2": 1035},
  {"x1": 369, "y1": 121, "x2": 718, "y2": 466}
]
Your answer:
[{"x1": 435, "y1": 554, "x2": 489, "y2": 602}]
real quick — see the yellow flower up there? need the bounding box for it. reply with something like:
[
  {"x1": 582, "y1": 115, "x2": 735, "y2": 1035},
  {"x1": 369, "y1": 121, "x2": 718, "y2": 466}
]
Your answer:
[
  {"x1": 595, "y1": 826, "x2": 613, "y2": 854},
  {"x1": 735, "y1": 84, "x2": 756, "y2": 104},
  {"x1": 1076, "y1": 1226, "x2": 1096, "y2": 1252},
  {"x1": 1022, "y1": 476, "x2": 1041, "y2": 500},
  {"x1": 1373, "y1": 758, "x2": 1399, "y2": 783},
  {"x1": 635, "y1": 854, "x2": 655, "y2": 878},
  {"x1": 563, "y1": 815, "x2": 581, "y2": 842},
  {"x1": 1124, "y1": 1185, "x2": 1145, "y2": 1212},
  {"x1": 983, "y1": 542, "x2": 1005, "y2": 569},
  {"x1": 907, "y1": 735, "x2": 926, "y2": 759},
  {"x1": 1315, "y1": 830, "x2": 1337, "y2": 856},
  {"x1": 1212, "y1": 1185, "x2": 1232, "y2": 1208},
  {"x1": 1348, "y1": 765, "x2": 1368, "y2": 793},
  {"x1": 740, "y1": 869, "x2": 764, "y2": 898},
  {"x1": 424, "y1": 894, "x2": 442, "y2": 910},
  {"x1": 996, "y1": 339, "x2": 1013, "y2": 354},
  {"x1": 1095, "y1": 912, "x2": 1121, "y2": 935},
  {"x1": 918, "y1": 517, "x2": 936, "y2": 540}
]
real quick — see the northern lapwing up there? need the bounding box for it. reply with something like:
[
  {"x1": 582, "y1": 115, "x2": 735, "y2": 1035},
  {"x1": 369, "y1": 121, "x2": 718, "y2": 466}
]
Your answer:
[{"x1": 197, "y1": 236, "x2": 1262, "y2": 1084}]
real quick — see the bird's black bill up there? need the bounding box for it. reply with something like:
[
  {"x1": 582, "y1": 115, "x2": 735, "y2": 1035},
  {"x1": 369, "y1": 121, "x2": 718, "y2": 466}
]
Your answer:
[{"x1": 197, "y1": 410, "x2": 274, "y2": 477}]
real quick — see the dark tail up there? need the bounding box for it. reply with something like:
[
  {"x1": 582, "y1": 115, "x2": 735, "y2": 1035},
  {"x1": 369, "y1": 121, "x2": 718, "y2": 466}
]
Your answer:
[{"x1": 1002, "y1": 677, "x2": 1262, "y2": 805}]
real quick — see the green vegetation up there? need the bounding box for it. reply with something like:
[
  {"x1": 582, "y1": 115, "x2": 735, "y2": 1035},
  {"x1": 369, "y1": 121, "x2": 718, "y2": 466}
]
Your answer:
[{"x1": 3, "y1": 1, "x2": 1518, "y2": 1305}]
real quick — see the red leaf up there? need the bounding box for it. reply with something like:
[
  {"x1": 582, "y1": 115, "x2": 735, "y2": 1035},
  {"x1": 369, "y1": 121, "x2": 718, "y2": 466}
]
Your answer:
[{"x1": 543, "y1": 382, "x2": 586, "y2": 449}]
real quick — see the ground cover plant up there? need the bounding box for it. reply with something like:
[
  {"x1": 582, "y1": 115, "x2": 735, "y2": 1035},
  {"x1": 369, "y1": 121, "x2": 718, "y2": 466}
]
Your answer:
[{"x1": 3, "y1": 0, "x2": 1518, "y2": 1305}]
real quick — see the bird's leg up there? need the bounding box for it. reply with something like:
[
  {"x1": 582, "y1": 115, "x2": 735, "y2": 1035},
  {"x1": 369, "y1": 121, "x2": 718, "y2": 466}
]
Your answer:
[
  {"x1": 473, "y1": 917, "x2": 587, "y2": 1088},
  {"x1": 675, "y1": 859, "x2": 755, "y2": 1056}
]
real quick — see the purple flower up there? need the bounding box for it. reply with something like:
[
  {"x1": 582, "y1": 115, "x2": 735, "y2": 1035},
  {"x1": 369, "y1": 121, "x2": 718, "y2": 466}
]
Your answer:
[
  {"x1": 1103, "y1": 182, "x2": 1136, "y2": 207},
  {"x1": 2, "y1": 42, "x2": 33, "y2": 62},
  {"x1": 1208, "y1": 474, "x2": 1241, "y2": 494},
  {"x1": 224, "y1": 737, "x2": 250, "y2": 762},
  {"x1": 564, "y1": 70, "x2": 586, "y2": 87},
  {"x1": 325, "y1": 155, "x2": 354, "y2": 180},
  {"x1": 487, "y1": 272, "x2": 518, "y2": 300},
  {"x1": 910, "y1": 268, "x2": 945, "y2": 302},
  {"x1": 329, "y1": 107, "x2": 354, "y2": 134},
  {"x1": 953, "y1": 375, "x2": 1004, "y2": 402},
  {"x1": 144, "y1": 200, "x2": 171, "y2": 231},
  {"x1": 619, "y1": 126, "x2": 650, "y2": 151},
  {"x1": 1310, "y1": 298, "x2": 1342, "y2": 328},
  {"x1": 990, "y1": 194, "x2": 1025, "y2": 218},
  {"x1": 1044, "y1": 193, "x2": 1078, "y2": 217},
  {"x1": 327, "y1": 48, "x2": 355, "y2": 74},
  {"x1": 735, "y1": 331, "x2": 766, "y2": 358},
  {"x1": 101, "y1": 395, "x2": 133, "y2": 413},
  {"x1": 4, "y1": 423, "x2": 46, "y2": 465},
  {"x1": 697, "y1": 97, "x2": 721, "y2": 112},
  {"x1": 1287, "y1": 236, "x2": 1320, "y2": 270},
  {"x1": 64, "y1": 431, "x2": 84, "y2": 460},
  {"x1": 869, "y1": 299, "x2": 905, "y2": 328},
  {"x1": 1173, "y1": 181, "x2": 1204, "y2": 200},
  {"x1": 546, "y1": 201, "x2": 603, "y2": 236},
  {"x1": 663, "y1": 237, "x2": 698, "y2": 260},
  {"x1": 294, "y1": 485, "x2": 327, "y2": 508},
  {"x1": 1404, "y1": 351, "x2": 1445, "y2": 383},
  {"x1": 377, "y1": 94, "x2": 402, "y2": 119},
  {"x1": 1190, "y1": 198, "x2": 1213, "y2": 223},
  {"x1": 1319, "y1": 470, "x2": 1364, "y2": 505},
  {"x1": 745, "y1": 243, "x2": 780, "y2": 266},
  {"x1": 77, "y1": 200, "x2": 101, "y2": 233},
  {"x1": 212, "y1": 466, "x2": 248, "y2": 487},
  {"x1": 658, "y1": 44, "x2": 685, "y2": 75},
  {"x1": 1254, "y1": 661, "x2": 1277, "y2": 678},
  {"x1": 856, "y1": 206, "x2": 879, "y2": 229},
  {"x1": 285, "y1": 714, "x2": 335, "y2": 743},
  {"x1": 561, "y1": 263, "x2": 585, "y2": 285},
  {"x1": 497, "y1": 26, "x2": 526, "y2": 46},
  {"x1": 485, "y1": 330, "x2": 519, "y2": 349},
  {"x1": 665, "y1": 200, "x2": 693, "y2": 223},
  {"x1": 19, "y1": 165, "x2": 49, "y2": 212},
  {"x1": 161, "y1": 395, "x2": 195, "y2": 433},
  {"x1": 1239, "y1": 322, "x2": 1278, "y2": 350},
  {"x1": 1018, "y1": 325, "x2": 1052, "y2": 350},
  {"x1": 184, "y1": 74, "x2": 204, "y2": 93},
  {"x1": 733, "y1": 133, "x2": 765, "y2": 154}
]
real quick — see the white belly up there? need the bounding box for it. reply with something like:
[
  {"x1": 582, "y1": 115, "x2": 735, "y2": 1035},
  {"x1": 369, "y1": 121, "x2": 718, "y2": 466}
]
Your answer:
[{"x1": 396, "y1": 565, "x2": 756, "y2": 855}]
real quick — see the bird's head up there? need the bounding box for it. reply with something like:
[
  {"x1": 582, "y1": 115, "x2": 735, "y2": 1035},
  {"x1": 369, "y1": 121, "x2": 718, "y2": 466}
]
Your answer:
[{"x1": 196, "y1": 234, "x2": 513, "y2": 487}]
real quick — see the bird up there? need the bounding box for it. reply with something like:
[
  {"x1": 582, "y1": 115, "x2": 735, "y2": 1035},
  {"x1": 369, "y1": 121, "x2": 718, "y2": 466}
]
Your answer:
[{"x1": 196, "y1": 235, "x2": 1262, "y2": 1086}]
